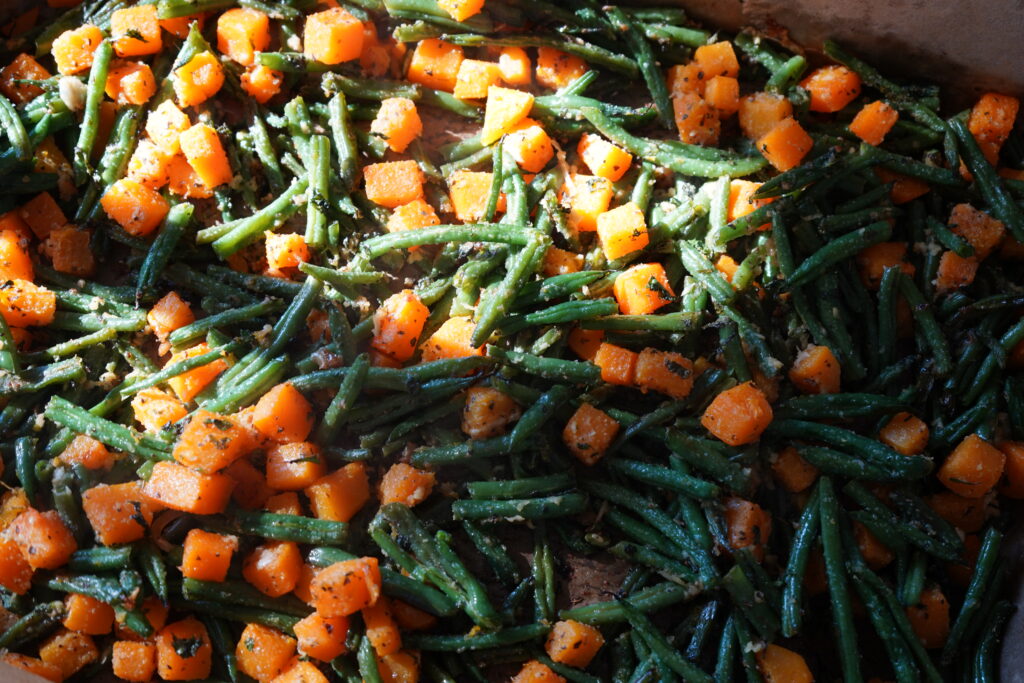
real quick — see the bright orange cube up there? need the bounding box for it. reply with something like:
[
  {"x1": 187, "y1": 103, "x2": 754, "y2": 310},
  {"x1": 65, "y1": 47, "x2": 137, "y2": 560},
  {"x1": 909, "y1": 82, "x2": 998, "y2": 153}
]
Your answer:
[
  {"x1": 364, "y1": 161, "x2": 425, "y2": 208},
  {"x1": 179, "y1": 123, "x2": 233, "y2": 189},
  {"x1": 142, "y1": 462, "x2": 235, "y2": 515},
  {"x1": 265, "y1": 232, "x2": 309, "y2": 274},
  {"x1": 52, "y1": 25, "x2": 104, "y2": 75},
  {"x1": 166, "y1": 342, "x2": 230, "y2": 402},
  {"x1": 453, "y1": 59, "x2": 502, "y2": 100},
  {"x1": 386, "y1": 199, "x2": 440, "y2": 236},
  {"x1": 612, "y1": 262, "x2": 674, "y2": 315},
  {"x1": 370, "y1": 97, "x2": 422, "y2": 153},
  {"x1": 0, "y1": 279, "x2": 56, "y2": 328},
  {"x1": 849, "y1": 100, "x2": 899, "y2": 146},
  {"x1": 1, "y1": 53, "x2": 51, "y2": 105},
  {"x1": 146, "y1": 100, "x2": 191, "y2": 155},
  {"x1": 373, "y1": 289, "x2": 430, "y2": 362},
  {"x1": 757, "y1": 117, "x2": 814, "y2": 171},
  {"x1": 438, "y1": 0, "x2": 484, "y2": 21},
  {"x1": 217, "y1": 8, "x2": 270, "y2": 66},
  {"x1": 800, "y1": 65, "x2": 862, "y2": 113},
  {"x1": 305, "y1": 462, "x2": 370, "y2": 522},
  {"x1": 174, "y1": 52, "x2": 224, "y2": 108},
  {"x1": 481, "y1": 85, "x2": 535, "y2": 145},
  {"x1": 635, "y1": 348, "x2": 694, "y2": 399},
  {"x1": 252, "y1": 382, "x2": 315, "y2": 443},
  {"x1": 406, "y1": 39, "x2": 464, "y2": 92},
  {"x1": 266, "y1": 442, "x2": 327, "y2": 491},
  {"x1": 111, "y1": 5, "x2": 162, "y2": 57},
  {"x1": 419, "y1": 316, "x2": 484, "y2": 362},
  {"x1": 597, "y1": 201, "x2": 648, "y2": 261},
  {"x1": 305, "y1": 8, "x2": 364, "y2": 65},
  {"x1": 594, "y1": 342, "x2": 638, "y2": 386},
  {"x1": 505, "y1": 118, "x2": 554, "y2": 174},
  {"x1": 498, "y1": 47, "x2": 531, "y2": 86},
  {"x1": 535, "y1": 47, "x2": 586, "y2": 90},
  {"x1": 563, "y1": 403, "x2": 620, "y2": 465},
  {"x1": 566, "y1": 174, "x2": 613, "y2": 232},
  {"x1": 240, "y1": 64, "x2": 283, "y2": 104},
  {"x1": 937, "y1": 434, "x2": 1005, "y2": 498},
  {"x1": 701, "y1": 382, "x2": 774, "y2": 446},
  {"x1": 63, "y1": 593, "x2": 115, "y2": 635},
  {"x1": 578, "y1": 133, "x2": 633, "y2": 181},
  {"x1": 448, "y1": 170, "x2": 505, "y2": 223},
  {"x1": 82, "y1": 481, "x2": 154, "y2": 546}
]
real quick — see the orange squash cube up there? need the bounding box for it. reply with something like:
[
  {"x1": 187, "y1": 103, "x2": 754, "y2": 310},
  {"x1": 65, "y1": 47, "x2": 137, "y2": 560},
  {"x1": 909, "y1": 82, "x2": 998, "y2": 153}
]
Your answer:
[
  {"x1": 159, "y1": 14, "x2": 205, "y2": 40},
  {"x1": 311, "y1": 557, "x2": 382, "y2": 617},
  {"x1": 738, "y1": 92, "x2": 794, "y2": 141},
  {"x1": 419, "y1": 316, "x2": 484, "y2": 361},
  {"x1": 217, "y1": 8, "x2": 270, "y2": 66},
  {"x1": 111, "y1": 5, "x2": 162, "y2": 57},
  {"x1": 243, "y1": 540, "x2": 304, "y2": 598},
  {"x1": 251, "y1": 382, "x2": 314, "y2": 444},
  {"x1": 226, "y1": 459, "x2": 274, "y2": 510},
  {"x1": 694, "y1": 41, "x2": 740, "y2": 79},
  {"x1": 505, "y1": 118, "x2": 554, "y2": 174},
  {"x1": 370, "y1": 97, "x2": 422, "y2": 153},
  {"x1": 182, "y1": 528, "x2": 238, "y2": 582},
  {"x1": 498, "y1": 47, "x2": 531, "y2": 86},
  {"x1": 266, "y1": 442, "x2": 327, "y2": 491},
  {"x1": 407, "y1": 39, "x2": 464, "y2": 92},
  {"x1": 535, "y1": 47, "x2": 586, "y2": 90},
  {"x1": 52, "y1": 25, "x2": 104, "y2": 75},
  {"x1": 673, "y1": 92, "x2": 720, "y2": 146},
  {"x1": 173, "y1": 410, "x2": 252, "y2": 473},
  {"x1": 304, "y1": 8, "x2": 364, "y2": 65},
  {"x1": 543, "y1": 247, "x2": 583, "y2": 276},
  {"x1": 146, "y1": 100, "x2": 191, "y2": 155},
  {"x1": 294, "y1": 613, "x2": 349, "y2": 662},
  {"x1": 305, "y1": 461, "x2": 370, "y2": 522},
  {"x1": 756, "y1": 644, "x2": 813, "y2": 683},
  {"x1": 788, "y1": 345, "x2": 841, "y2": 394},
  {"x1": 1, "y1": 53, "x2": 51, "y2": 105},
  {"x1": 82, "y1": 481, "x2": 154, "y2": 546},
  {"x1": 18, "y1": 191, "x2": 67, "y2": 239},
  {"x1": 364, "y1": 160, "x2": 425, "y2": 208},
  {"x1": 448, "y1": 170, "x2": 504, "y2": 222},
  {"x1": 702, "y1": 381, "x2": 774, "y2": 446},
  {"x1": 849, "y1": 100, "x2": 899, "y2": 146},
  {"x1": 38, "y1": 629, "x2": 98, "y2": 681},
  {"x1": 568, "y1": 327, "x2": 604, "y2": 361},
  {"x1": 142, "y1": 461, "x2": 235, "y2": 515},
  {"x1": 597, "y1": 201, "x2": 648, "y2": 260},
  {"x1": 481, "y1": 85, "x2": 535, "y2": 145},
  {"x1": 612, "y1": 262, "x2": 674, "y2": 315},
  {"x1": 855, "y1": 241, "x2": 915, "y2": 290},
  {"x1": 148, "y1": 290, "x2": 194, "y2": 342},
  {"x1": 968, "y1": 92, "x2": 1020, "y2": 165},
  {"x1": 771, "y1": 446, "x2": 818, "y2": 493},
  {"x1": 461, "y1": 385, "x2": 522, "y2": 439},
  {"x1": 948, "y1": 203, "x2": 1006, "y2": 261},
  {"x1": 704, "y1": 75, "x2": 740, "y2": 116},
  {"x1": 0, "y1": 227, "x2": 33, "y2": 282},
  {"x1": 378, "y1": 463, "x2": 436, "y2": 507},
  {"x1": 563, "y1": 403, "x2": 619, "y2": 466},
  {"x1": 593, "y1": 342, "x2": 638, "y2": 386},
  {"x1": 10, "y1": 508, "x2": 77, "y2": 570},
  {"x1": 635, "y1": 348, "x2": 694, "y2": 399},
  {"x1": 166, "y1": 342, "x2": 230, "y2": 401},
  {"x1": 127, "y1": 138, "x2": 175, "y2": 189},
  {"x1": 179, "y1": 123, "x2": 232, "y2": 189},
  {"x1": 2, "y1": 653, "x2": 62, "y2": 683},
  {"x1": 453, "y1": 59, "x2": 503, "y2": 100},
  {"x1": 132, "y1": 387, "x2": 188, "y2": 432},
  {"x1": 879, "y1": 412, "x2": 930, "y2": 455},
  {"x1": 174, "y1": 52, "x2": 224, "y2": 108},
  {"x1": 928, "y1": 491, "x2": 985, "y2": 533},
  {"x1": 112, "y1": 641, "x2": 156, "y2": 683},
  {"x1": 0, "y1": 279, "x2": 55, "y2": 328},
  {"x1": 156, "y1": 619, "x2": 212, "y2": 681},
  {"x1": 757, "y1": 117, "x2": 814, "y2": 171},
  {"x1": 723, "y1": 496, "x2": 772, "y2": 560},
  {"x1": 264, "y1": 232, "x2": 309, "y2": 275},
  {"x1": 63, "y1": 593, "x2": 114, "y2": 635},
  {"x1": 101, "y1": 178, "x2": 170, "y2": 237},
  {"x1": 105, "y1": 60, "x2": 157, "y2": 105},
  {"x1": 512, "y1": 659, "x2": 564, "y2": 683},
  {"x1": 875, "y1": 167, "x2": 931, "y2": 204},
  {"x1": 998, "y1": 441, "x2": 1024, "y2": 498},
  {"x1": 800, "y1": 65, "x2": 862, "y2": 113},
  {"x1": 0, "y1": 538, "x2": 33, "y2": 595},
  {"x1": 727, "y1": 179, "x2": 772, "y2": 228},
  {"x1": 545, "y1": 619, "x2": 604, "y2": 668},
  {"x1": 387, "y1": 199, "x2": 440, "y2": 236},
  {"x1": 372, "y1": 289, "x2": 430, "y2": 362},
  {"x1": 566, "y1": 174, "x2": 613, "y2": 232},
  {"x1": 905, "y1": 586, "x2": 950, "y2": 649},
  {"x1": 934, "y1": 251, "x2": 978, "y2": 293},
  {"x1": 241, "y1": 64, "x2": 283, "y2": 103},
  {"x1": 437, "y1": 0, "x2": 484, "y2": 21},
  {"x1": 59, "y1": 434, "x2": 113, "y2": 470},
  {"x1": 236, "y1": 623, "x2": 297, "y2": 682},
  {"x1": 937, "y1": 434, "x2": 1005, "y2": 498},
  {"x1": 578, "y1": 133, "x2": 633, "y2": 181}
]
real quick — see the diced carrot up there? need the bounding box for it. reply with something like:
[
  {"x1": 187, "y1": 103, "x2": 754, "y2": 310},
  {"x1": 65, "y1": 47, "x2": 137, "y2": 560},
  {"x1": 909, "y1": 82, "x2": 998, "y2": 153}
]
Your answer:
[
  {"x1": 563, "y1": 402, "x2": 620, "y2": 466},
  {"x1": 217, "y1": 8, "x2": 270, "y2": 66},
  {"x1": 612, "y1": 262, "x2": 674, "y2": 315},
  {"x1": 694, "y1": 41, "x2": 739, "y2": 79},
  {"x1": 738, "y1": 92, "x2": 794, "y2": 141},
  {"x1": 39, "y1": 629, "x2": 99, "y2": 681},
  {"x1": 512, "y1": 659, "x2": 566, "y2": 683},
  {"x1": 111, "y1": 5, "x2": 161, "y2": 57},
  {"x1": 874, "y1": 167, "x2": 930, "y2": 204},
  {"x1": 294, "y1": 613, "x2": 349, "y2": 662},
  {"x1": 702, "y1": 381, "x2": 774, "y2": 446},
  {"x1": 359, "y1": 24, "x2": 391, "y2": 78},
  {"x1": 849, "y1": 100, "x2": 899, "y2": 145},
  {"x1": 373, "y1": 289, "x2": 430, "y2": 362},
  {"x1": 0, "y1": 279, "x2": 56, "y2": 328},
  {"x1": 499, "y1": 46, "x2": 532, "y2": 86},
  {"x1": 568, "y1": 327, "x2": 604, "y2": 361},
  {"x1": 481, "y1": 85, "x2": 534, "y2": 145},
  {"x1": 673, "y1": 91, "x2": 720, "y2": 146},
  {"x1": 33, "y1": 137, "x2": 74, "y2": 198},
  {"x1": 543, "y1": 247, "x2": 583, "y2": 277},
  {"x1": 461, "y1": 385, "x2": 521, "y2": 439},
  {"x1": 419, "y1": 316, "x2": 484, "y2": 361},
  {"x1": 304, "y1": 8, "x2": 363, "y2": 65},
  {"x1": 2, "y1": 653, "x2": 62, "y2": 683},
  {"x1": 968, "y1": 92, "x2": 1020, "y2": 166},
  {"x1": 505, "y1": 118, "x2": 554, "y2": 174},
  {"x1": 545, "y1": 619, "x2": 604, "y2": 668},
  {"x1": 112, "y1": 641, "x2": 157, "y2": 682},
  {"x1": 370, "y1": 97, "x2": 423, "y2": 153},
  {"x1": 577, "y1": 133, "x2": 633, "y2": 182},
  {"x1": 635, "y1": 348, "x2": 694, "y2": 399},
  {"x1": 391, "y1": 600, "x2": 437, "y2": 631},
  {"x1": 63, "y1": 592, "x2": 115, "y2": 635},
  {"x1": 127, "y1": 138, "x2": 175, "y2": 189},
  {"x1": 447, "y1": 170, "x2": 504, "y2": 222},
  {"x1": 10, "y1": 507, "x2": 76, "y2": 569},
  {"x1": 800, "y1": 65, "x2": 861, "y2": 113},
  {"x1": 364, "y1": 160, "x2": 425, "y2": 208},
  {"x1": 934, "y1": 251, "x2": 978, "y2": 294},
  {"x1": 266, "y1": 441, "x2": 328, "y2": 490},
  {"x1": 0, "y1": 210, "x2": 32, "y2": 240},
  {"x1": 927, "y1": 491, "x2": 985, "y2": 532},
  {"x1": 564, "y1": 174, "x2": 612, "y2": 232},
  {"x1": 18, "y1": 191, "x2": 67, "y2": 239},
  {"x1": 157, "y1": 618, "x2": 212, "y2": 681},
  {"x1": 148, "y1": 290, "x2": 194, "y2": 343},
  {"x1": 937, "y1": 433, "x2": 1005, "y2": 498},
  {"x1": 379, "y1": 463, "x2": 436, "y2": 507},
  {"x1": 668, "y1": 61, "x2": 711, "y2": 98},
  {"x1": 265, "y1": 232, "x2": 309, "y2": 275},
  {"x1": 406, "y1": 39, "x2": 463, "y2": 92},
  {"x1": 0, "y1": 538, "x2": 32, "y2": 594},
  {"x1": 241, "y1": 64, "x2": 284, "y2": 103},
  {"x1": 437, "y1": 0, "x2": 484, "y2": 21},
  {"x1": 879, "y1": 412, "x2": 929, "y2": 455},
  {"x1": 174, "y1": 52, "x2": 224, "y2": 107},
  {"x1": 726, "y1": 179, "x2": 772, "y2": 232},
  {"x1": 293, "y1": 563, "x2": 318, "y2": 604},
  {"x1": 159, "y1": 14, "x2": 204, "y2": 39},
  {"x1": 596, "y1": 201, "x2": 648, "y2": 261},
  {"x1": 311, "y1": 557, "x2": 382, "y2": 617},
  {"x1": 853, "y1": 520, "x2": 894, "y2": 569},
  {"x1": 82, "y1": 481, "x2": 154, "y2": 545},
  {"x1": 105, "y1": 60, "x2": 157, "y2": 104},
  {"x1": 132, "y1": 387, "x2": 188, "y2": 432},
  {"x1": 181, "y1": 528, "x2": 238, "y2": 582},
  {"x1": 244, "y1": 540, "x2": 304, "y2": 598},
  {"x1": 146, "y1": 100, "x2": 191, "y2": 155},
  {"x1": 266, "y1": 491, "x2": 303, "y2": 516},
  {"x1": 998, "y1": 441, "x2": 1024, "y2": 498},
  {"x1": 535, "y1": 47, "x2": 586, "y2": 90},
  {"x1": 0, "y1": 228, "x2": 33, "y2": 282},
  {"x1": 250, "y1": 382, "x2": 314, "y2": 444},
  {"x1": 452, "y1": 59, "x2": 502, "y2": 100},
  {"x1": 723, "y1": 496, "x2": 772, "y2": 561},
  {"x1": 704, "y1": 75, "x2": 740, "y2": 116},
  {"x1": 906, "y1": 586, "x2": 950, "y2": 649},
  {"x1": 179, "y1": 123, "x2": 233, "y2": 189},
  {"x1": 166, "y1": 342, "x2": 230, "y2": 402},
  {"x1": 142, "y1": 461, "x2": 235, "y2": 514},
  {"x1": 52, "y1": 25, "x2": 104, "y2": 75},
  {"x1": 788, "y1": 345, "x2": 841, "y2": 394},
  {"x1": 272, "y1": 660, "x2": 331, "y2": 683},
  {"x1": 101, "y1": 178, "x2": 171, "y2": 237},
  {"x1": 855, "y1": 241, "x2": 915, "y2": 289},
  {"x1": 948, "y1": 203, "x2": 1006, "y2": 260},
  {"x1": 594, "y1": 342, "x2": 638, "y2": 386},
  {"x1": 772, "y1": 446, "x2": 818, "y2": 493},
  {"x1": 305, "y1": 461, "x2": 369, "y2": 522},
  {"x1": 756, "y1": 644, "x2": 813, "y2": 683},
  {"x1": 1, "y1": 53, "x2": 51, "y2": 105},
  {"x1": 386, "y1": 199, "x2": 440, "y2": 238},
  {"x1": 362, "y1": 596, "x2": 402, "y2": 657},
  {"x1": 59, "y1": 434, "x2": 113, "y2": 470},
  {"x1": 757, "y1": 117, "x2": 813, "y2": 171}
]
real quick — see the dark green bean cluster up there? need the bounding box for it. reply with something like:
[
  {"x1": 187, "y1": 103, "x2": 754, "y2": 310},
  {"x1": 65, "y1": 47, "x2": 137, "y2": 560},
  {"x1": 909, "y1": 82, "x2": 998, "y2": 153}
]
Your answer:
[{"x1": 1, "y1": 0, "x2": 1023, "y2": 681}]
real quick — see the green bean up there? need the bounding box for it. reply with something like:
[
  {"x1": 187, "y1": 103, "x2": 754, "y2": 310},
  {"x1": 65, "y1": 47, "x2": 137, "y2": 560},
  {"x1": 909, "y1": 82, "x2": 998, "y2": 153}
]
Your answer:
[
  {"x1": 606, "y1": 542, "x2": 698, "y2": 585},
  {"x1": 677, "y1": 240, "x2": 736, "y2": 304},
  {"x1": 451, "y1": 492, "x2": 586, "y2": 521},
  {"x1": 640, "y1": 23, "x2": 710, "y2": 48},
  {"x1": 405, "y1": 623, "x2": 548, "y2": 652},
  {"x1": 45, "y1": 396, "x2": 170, "y2": 460},
  {"x1": 362, "y1": 223, "x2": 537, "y2": 258},
  {"x1": 950, "y1": 117, "x2": 1024, "y2": 242},
  {"x1": 819, "y1": 477, "x2": 863, "y2": 683},
  {"x1": 0, "y1": 601, "x2": 64, "y2": 650},
  {"x1": 941, "y1": 526, "x2": 1003, "y2": 665},
  {"x1": 781, "y1": 483, "x2": 820, "y2": 637},
  {"x1": 787, "y1": 221, "x2": 891, "y2": 287},
  {"x1": 486, "y1": 346, "x2": 601, "y2": 384},
  {"x1": 183, "y1": 578, "x2": 311, "y2": 617},
  {"x1": 73, "y1": 40, "x2": 113, "y2": 184},
  {"x1": 184, "y1": 599, "x2": 301, "y2": 633},
  {"x1": 619, "y1": 597, "x2": 713, "y2": 682},
  {"x1": 773, "y1": 393, "x2": 907, "y2": 420},
  {"x1": 606, "y1": 7, "x2": 673, "y2": 128},
  {"x1": 202, "y1": 177, "x2": 308, "y2": 253},
  {"x1": 608, "y1": 458, "x2": 719, "y2": 500},
  {"x1": 896, "y1": 271, "x2": 953, "y2": 375},
  {"x1": 473, "y1": 232, "x2": 550, "y2": 346}
]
